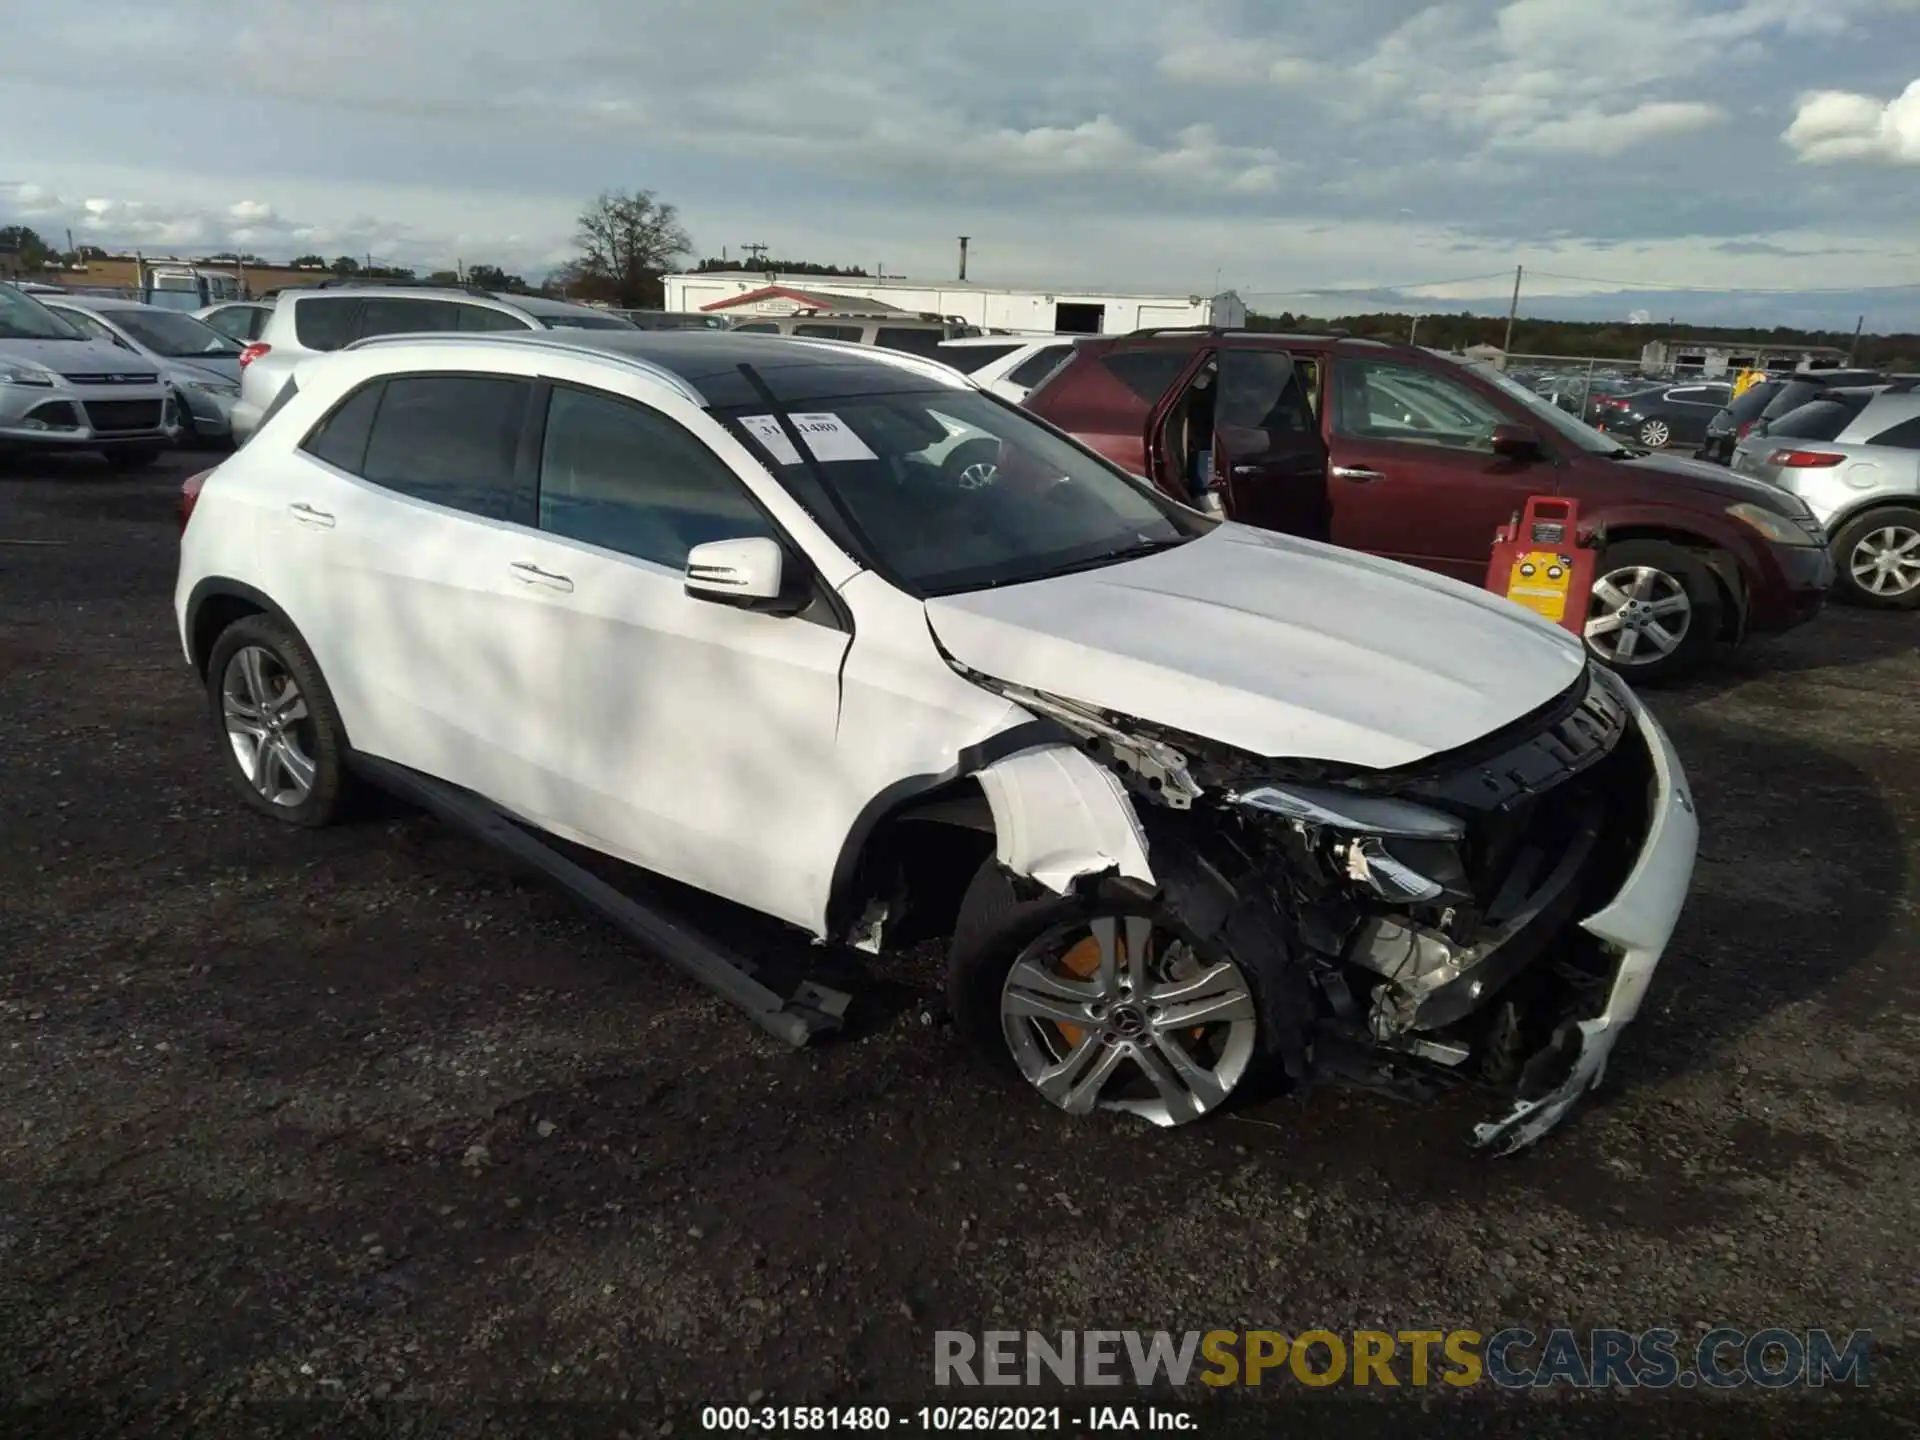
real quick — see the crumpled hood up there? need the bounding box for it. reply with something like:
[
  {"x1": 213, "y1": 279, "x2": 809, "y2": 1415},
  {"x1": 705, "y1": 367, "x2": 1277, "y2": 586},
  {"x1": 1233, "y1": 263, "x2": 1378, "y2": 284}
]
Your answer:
[
  {"x1": 0, "y1": 337, "x2": 160, "y2": 380},
  {"x1": 925, "y1": 524, "x2": 1587, "y2": 769}
]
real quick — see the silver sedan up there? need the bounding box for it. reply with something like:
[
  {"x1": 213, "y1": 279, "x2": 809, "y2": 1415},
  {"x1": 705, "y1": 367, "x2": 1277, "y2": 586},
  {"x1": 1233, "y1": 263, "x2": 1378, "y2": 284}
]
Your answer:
[{"x1": 39, "y1": 295, "x2": 243, "y2": 444}]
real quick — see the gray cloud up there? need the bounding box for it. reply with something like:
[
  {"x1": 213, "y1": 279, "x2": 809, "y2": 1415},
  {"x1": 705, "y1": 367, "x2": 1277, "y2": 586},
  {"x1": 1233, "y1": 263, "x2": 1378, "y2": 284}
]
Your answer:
[{"x1": 3, "y1": 0, "x2": 1918, "y2": 328}]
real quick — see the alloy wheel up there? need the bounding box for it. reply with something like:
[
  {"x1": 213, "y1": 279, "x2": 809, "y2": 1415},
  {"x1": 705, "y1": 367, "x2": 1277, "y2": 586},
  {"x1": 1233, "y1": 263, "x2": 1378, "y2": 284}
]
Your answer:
[
  {"x1": 1638, "y1": 419, "x2": 1671, "y2": 448},
  {"x1": 220, "y1": 645, "x2": 318, "y2": 807},
  {"x1": 957, "y1": 461, "x2": 999, "y2": 489},
  {"x1": 1585, "y1": 565, "x2": 1692, "y2": 665},
  {"x1": 1000, "y1": 915, "x2": 1257, "y2": 1127},
  {"x1": 1849, "y1": 525, "x2": 1920, "y2": 599}
]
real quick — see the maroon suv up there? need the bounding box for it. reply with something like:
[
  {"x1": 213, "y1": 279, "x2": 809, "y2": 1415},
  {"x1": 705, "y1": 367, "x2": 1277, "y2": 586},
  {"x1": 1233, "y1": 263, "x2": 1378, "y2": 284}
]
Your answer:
[{"x1": 1023, "y1": 332, "x2": 1834, "y2": 682}]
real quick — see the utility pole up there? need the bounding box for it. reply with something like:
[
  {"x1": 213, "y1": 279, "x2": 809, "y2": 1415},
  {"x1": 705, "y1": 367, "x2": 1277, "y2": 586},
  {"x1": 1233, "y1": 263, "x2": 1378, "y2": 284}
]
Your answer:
[
  {"x1": 958, "y1": 236, "x2": 970, "y2": 282},
  {"x1": 1847, "y1": 314, "x2": 1864, "y2": 364},
  {"x1": 1408, "y1": 314, "x2": 1421, "y2": 347},
  {"x1": 1501, "y1": 264, "x2": 1522, "y2": 356}
]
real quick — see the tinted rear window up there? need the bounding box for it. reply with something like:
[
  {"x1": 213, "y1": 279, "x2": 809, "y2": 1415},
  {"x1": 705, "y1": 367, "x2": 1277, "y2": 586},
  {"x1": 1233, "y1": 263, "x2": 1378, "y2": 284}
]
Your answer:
[
  {"x1": 1101, "y1": 348, "x2": 1191, "y2": 403},
  {"x1": 357, "y1": 297, "x2": 463, "y2": 339},
  {"x1": 1767, "y1": 397, "x2": 1870, "y2": 442},
  {"x1": 1759, "y1": 382, "x2": 1825, "y2": 423},
  {"x1": 795, "y1": 324, "x2": 863, "y2": 341},
  {"x1": 936, "y1": 343, "x2": 1021, "y2": 375},
  {"x1": 359, "y1": 374, "x2": 534, "y2": 523},
  {"x1": 458, "y1": 304, "x2": 533, "y2": 333},
  {"x1": 301, "y1": 380, "x2": 381, "y2": 471},
  {"x1": 873, "y1": 327, "x2": 948, "y2": 357},
  {"x1": 1726, "y1": 382, "x2": 1780, "y2": 423},
  {"x1": 1865, "y1": 414, "x2": 1920, "y2": 450},
  {"x1": 292, "y1": 297, "x2": 361, "y2": 351},
  {"x1": 1008, "y1": 345, "x2": 1073, "y2": 388}
]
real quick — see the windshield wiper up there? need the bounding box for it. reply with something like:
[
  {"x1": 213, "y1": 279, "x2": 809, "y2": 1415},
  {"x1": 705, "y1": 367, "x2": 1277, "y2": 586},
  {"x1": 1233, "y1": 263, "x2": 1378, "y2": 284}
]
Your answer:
[{"x1": 1042, "y1": 535, "x2": 1190, "y2": 578}]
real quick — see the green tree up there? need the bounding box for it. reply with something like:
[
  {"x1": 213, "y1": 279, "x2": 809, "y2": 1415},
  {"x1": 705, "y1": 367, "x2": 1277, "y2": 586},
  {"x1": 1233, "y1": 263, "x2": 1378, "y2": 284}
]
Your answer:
[
  {"x1": 290, "y1": 254, "x2": 327, "y2": 268},
  {"x1": 0, "y1": 224, "x2": 51, "y2": 272},
  {"x1": 570, "y1": 189, "x2": 692, "y2": 307},
  {"x1": 330, "y1": 255, "x2": 361, "y2": 277},
  {"x1": 465, "y1": 263, "x2": 527, "y2": 293}
]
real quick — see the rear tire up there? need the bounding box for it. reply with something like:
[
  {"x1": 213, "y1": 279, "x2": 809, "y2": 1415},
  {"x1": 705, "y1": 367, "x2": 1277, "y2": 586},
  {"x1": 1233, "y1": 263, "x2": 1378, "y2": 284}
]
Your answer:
[
  {"x1": 1830, "y1": 506, "x2": 1920, "y2": 610},
  {"x1": 947, "y1": 842, "x2": 1312, "y2": 1126},
  {"x1": 204, "y1": 614, "x2": 355, "y2": 828},
  {"x1": 1636, "y1": 419, "x2": 1671, "y2": 448},
  {"x1": 1584, "y1": 539, "x2": 1720, "y2": 685}
]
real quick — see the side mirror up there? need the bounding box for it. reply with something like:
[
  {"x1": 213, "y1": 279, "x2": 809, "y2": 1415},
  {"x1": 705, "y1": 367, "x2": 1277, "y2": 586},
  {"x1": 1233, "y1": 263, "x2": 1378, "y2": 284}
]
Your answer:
[
  {"x1": 1490, "y1": 422, "x2": 1543, "y2": 460},
  {"x1": 684, "y1": 536, "x2": 796, "y2": 613}
]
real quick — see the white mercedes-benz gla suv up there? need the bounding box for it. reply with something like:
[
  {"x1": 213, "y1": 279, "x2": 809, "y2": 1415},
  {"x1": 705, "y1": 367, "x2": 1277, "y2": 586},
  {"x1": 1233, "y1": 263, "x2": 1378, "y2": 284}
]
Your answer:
[{"x1": 175, "y1": 330, "x2": 1696, "y2": 1152}]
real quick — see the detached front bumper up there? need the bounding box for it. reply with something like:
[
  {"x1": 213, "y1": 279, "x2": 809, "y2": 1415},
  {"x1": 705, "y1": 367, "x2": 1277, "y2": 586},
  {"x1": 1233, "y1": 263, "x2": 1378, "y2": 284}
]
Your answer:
[{"x1": 1470, "y1": 679, "x2": 1697, "y2": 1153}]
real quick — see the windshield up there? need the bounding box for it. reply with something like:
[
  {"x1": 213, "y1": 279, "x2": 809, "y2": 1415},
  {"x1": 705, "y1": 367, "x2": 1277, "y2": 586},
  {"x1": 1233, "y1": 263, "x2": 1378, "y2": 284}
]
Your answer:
[
  {"x1": 0, "y1": 284, "x2": 86, "y2": 340},
  {"x1": 1463, "y1": 359, "x2": 1631, "y2": 454},
  {"x1": 718, "y1": 387, "x2": 1200, "y2": 595},
  {"x1": 110, "y1": 307, "x2": 242, "y2": 357}
]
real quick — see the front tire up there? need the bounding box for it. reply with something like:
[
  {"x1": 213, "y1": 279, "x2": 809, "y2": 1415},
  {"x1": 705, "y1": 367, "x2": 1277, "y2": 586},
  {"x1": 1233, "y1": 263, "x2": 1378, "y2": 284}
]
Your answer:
[
  {"x1": 204, "y1": 615, "x2": 354, "y2": 828},
  {"x1": 947, "y1": 847, "x2": 1310, "y2": 1127},
  {"x1": 1584, "y1": 539, "x2": 1720, "y2": 684},
  {"x1": 1831, "y1": 506, "x2": 1920, "y2": 610}
]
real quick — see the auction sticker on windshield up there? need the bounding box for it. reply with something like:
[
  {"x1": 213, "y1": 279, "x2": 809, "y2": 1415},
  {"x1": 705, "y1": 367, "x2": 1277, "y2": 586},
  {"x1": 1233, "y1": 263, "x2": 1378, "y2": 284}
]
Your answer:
[{"x1": 737, "y1": 412, "x2": 877, "y2": 463}]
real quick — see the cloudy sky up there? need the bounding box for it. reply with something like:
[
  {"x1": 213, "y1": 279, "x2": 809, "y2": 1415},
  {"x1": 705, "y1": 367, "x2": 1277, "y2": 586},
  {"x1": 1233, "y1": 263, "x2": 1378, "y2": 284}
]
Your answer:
[{"x1": 4, "y1": 0, "x2": 1919, "y2": 328}]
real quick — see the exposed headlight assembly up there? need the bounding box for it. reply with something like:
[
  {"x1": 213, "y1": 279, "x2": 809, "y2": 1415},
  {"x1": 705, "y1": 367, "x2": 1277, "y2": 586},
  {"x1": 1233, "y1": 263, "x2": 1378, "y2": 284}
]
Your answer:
[
  {"x1": 1726, "y1": 501, "x2": 1819, "y2": 547},
  {"x1": 1229, "y1": 782, "x2": 1465, "y2": 905}
]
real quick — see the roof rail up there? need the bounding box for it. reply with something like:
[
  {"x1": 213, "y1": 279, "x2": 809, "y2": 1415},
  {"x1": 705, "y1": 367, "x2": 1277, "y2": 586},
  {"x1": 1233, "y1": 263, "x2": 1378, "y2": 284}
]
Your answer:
[
  {"x1": 341, "y1": 332, "x2": 708, "y2": 405},
  {"x1": 777, "y1": 335, "x2": 974, "y2": 389},
  {"x1": 314, "y1": 276, "x2": 497, "y2": 297}
]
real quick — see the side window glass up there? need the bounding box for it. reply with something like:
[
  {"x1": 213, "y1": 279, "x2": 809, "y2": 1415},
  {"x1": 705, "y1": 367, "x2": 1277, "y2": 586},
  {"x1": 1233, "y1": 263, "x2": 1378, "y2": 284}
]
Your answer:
[
  {"x1": 1100, "y1": 349, "x2": 1190, "y2": 403},
  {"x1": 733, "y1": 322, "x2": 778, "y2": 333},
  {"x1": 874, "y1": 327, "x2": 945, "y2": 356},
  {"x1": 458, "y1": 304, "x2": 533, "y2": 333},
  {"x1": 795, "y1": 323, "x2": 863, "y2": 341},
  {"x1": 538, "y1": 386, "x2": 776, "y2": 569},
  {"x1": 300, "y1": 380, "x2": 382, "y2": 472},
  {"x1": 292, "y1": 298, "x2": 361, "y2": 351},
  {"x1": 359, "y1": 375, "x2": 533, "y2": 521},
  {"x1": 1007, "y1": 345, "x2": 1073, "y2": 389},
  {"x1": 1865, "y1": 415, "x2": 1920, "y2": 449},
  {"x1": 356, "y1": 298, "x2": 460, "y2": 340},
  {"x1": 1330, "y1": 359, "x2": 1505, "y2": 451},
  {"x1": 1219, "y1": 350, "x2": 1311, "y2": 434},
  {"x1": 204, "y1": 307, "x2": 252, "y2": 341}
]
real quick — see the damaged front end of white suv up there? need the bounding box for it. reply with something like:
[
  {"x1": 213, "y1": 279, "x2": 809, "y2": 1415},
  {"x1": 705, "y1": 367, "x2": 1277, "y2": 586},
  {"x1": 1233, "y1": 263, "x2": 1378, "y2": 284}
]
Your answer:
[{"x1": 960, "y1": 660, "x2": 1697, "y2": 1154}]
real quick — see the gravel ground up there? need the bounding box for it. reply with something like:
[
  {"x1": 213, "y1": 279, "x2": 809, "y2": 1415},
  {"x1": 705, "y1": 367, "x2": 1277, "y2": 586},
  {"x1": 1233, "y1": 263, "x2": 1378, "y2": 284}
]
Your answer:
[{"x1": 1, "y1": 450, "x2": 1915, "y2": 1438}]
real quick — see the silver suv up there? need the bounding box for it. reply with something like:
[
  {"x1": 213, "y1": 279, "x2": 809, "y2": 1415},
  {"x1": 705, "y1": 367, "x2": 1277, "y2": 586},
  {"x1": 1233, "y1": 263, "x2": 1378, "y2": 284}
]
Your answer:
[
  {"x1": 230, "y1": 284, "x2": 635, "y2": 444},
  {"x1": 0, "y1": 282, "x2": 179, "y2": 467},
  {"x1": 1731, "y1": 381, "x2": 1920, "y2": 608}
]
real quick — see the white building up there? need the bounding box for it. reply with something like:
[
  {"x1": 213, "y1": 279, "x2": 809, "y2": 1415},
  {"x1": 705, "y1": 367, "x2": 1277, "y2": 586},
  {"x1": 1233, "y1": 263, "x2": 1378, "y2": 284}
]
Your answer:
[{"x1": 662, "y1": 272, "x2": 1247, "y2": 335}]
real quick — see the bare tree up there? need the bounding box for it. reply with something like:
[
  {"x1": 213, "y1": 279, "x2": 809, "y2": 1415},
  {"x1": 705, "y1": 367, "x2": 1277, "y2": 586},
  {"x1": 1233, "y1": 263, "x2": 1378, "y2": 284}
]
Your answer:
[{"x1": 571, "y1": 190, "x2": 692, "y2": 307}]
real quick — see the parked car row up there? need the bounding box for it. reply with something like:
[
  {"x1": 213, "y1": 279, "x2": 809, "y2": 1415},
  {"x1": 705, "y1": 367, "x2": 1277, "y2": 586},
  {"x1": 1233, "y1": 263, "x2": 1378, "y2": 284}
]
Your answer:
[
  {"x1": 0, "y1": 281, "x2": 179, "y2": 466},
  {"x1": 174, "y1": 327, "x2": 1697, "y2": 1151}
]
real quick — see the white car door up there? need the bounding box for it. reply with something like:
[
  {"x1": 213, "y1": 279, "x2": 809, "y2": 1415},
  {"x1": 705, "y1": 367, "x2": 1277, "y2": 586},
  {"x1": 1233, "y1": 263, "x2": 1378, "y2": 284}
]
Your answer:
[
  {"x1": 517, "y1": 381, "x2": 854, "y2": 930},
  {"x1": 271, "y1": 372, "x2": 576, "y2": 822}
]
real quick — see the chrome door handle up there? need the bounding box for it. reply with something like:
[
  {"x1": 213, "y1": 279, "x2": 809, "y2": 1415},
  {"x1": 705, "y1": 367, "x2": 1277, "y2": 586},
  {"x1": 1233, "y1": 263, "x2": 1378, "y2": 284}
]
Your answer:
[
  {"x1": 288, "y1": 502, "x2": 335, "y2": 527},
  {"x1": 1331, "y1": 465, "x2": 1384, "y2": 483},
  {"x1": 510, "y1": 561, "x2": 574, "y2": 593},
  {"x1": 1230, "y1": 464, "x2": 1261, "y2": 477}
]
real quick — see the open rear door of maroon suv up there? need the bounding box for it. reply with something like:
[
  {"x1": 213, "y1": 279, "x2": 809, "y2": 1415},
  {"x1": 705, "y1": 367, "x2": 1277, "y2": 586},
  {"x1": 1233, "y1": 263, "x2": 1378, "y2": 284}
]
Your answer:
[{"x1": 1207, "y1": 344, "x2": 1330, "y2": 540}]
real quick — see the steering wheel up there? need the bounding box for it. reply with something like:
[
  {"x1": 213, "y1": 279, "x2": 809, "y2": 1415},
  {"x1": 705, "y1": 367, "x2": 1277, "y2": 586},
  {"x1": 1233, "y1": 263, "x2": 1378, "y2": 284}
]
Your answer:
[{"x1": 942, "y1": 438, "x2": 1002, "y2": 491}]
